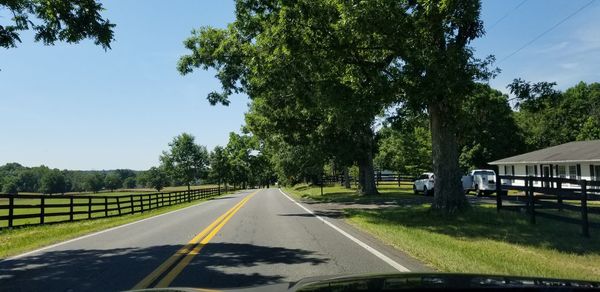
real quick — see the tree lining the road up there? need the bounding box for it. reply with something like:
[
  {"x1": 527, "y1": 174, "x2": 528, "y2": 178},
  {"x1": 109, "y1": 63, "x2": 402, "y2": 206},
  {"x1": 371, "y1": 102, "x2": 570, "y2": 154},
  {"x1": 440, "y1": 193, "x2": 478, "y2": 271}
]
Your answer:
[
  {"x1": 218, "y1": 132, "x2": 276, "y2": 189},
  {"x1": 160, "y1": 133, "x2": 209, "y2": 192},
  {"x1": 375, "y1": 83, "x2": 526, "y2": 175},
  {"x1": 178, "y1": 0, "x2": 495, "y2": 210},
  {"x1": 0, "y1": 0, "x2": 115, "y2": 50},
  {"x1": 177, "y1": 1, "x2": 406, "y2": 195}
]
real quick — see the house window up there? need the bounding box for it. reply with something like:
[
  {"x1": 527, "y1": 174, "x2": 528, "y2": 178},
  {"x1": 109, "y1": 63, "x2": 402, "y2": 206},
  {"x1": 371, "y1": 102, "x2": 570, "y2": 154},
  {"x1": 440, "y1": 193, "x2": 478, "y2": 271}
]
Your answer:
[
  {"x1": 557, "y1": 165, "x2": 567, "y2": 178},
  {"x1": 504, "y1": 165, "x2": 515, "y2": 183},
  {"x1": 568, "y1": 165, "x2": 577, "y2": 180},
  {"x1": 526, "y1": 165, "x2": 535, "y2": 176},
  {"x1": 592, "y1": 165, "x2": 600, "y2": 181}
]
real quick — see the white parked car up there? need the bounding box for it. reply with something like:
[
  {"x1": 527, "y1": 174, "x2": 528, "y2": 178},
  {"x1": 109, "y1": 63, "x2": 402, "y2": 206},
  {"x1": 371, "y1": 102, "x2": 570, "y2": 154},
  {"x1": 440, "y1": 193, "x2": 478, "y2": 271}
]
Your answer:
[
  {"x1": 462, "y1": 169, "x2": 497, "y2": 196},
  {"x1": 413, "y1": 172, "x2": 434, "y2": 196}
]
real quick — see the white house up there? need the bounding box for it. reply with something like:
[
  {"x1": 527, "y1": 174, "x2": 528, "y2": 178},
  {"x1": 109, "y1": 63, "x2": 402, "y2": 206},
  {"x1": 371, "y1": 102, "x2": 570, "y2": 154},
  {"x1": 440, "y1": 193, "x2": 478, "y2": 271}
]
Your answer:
[{"x1": 489, "y1": 140, "x2": 600, "y2": 188}]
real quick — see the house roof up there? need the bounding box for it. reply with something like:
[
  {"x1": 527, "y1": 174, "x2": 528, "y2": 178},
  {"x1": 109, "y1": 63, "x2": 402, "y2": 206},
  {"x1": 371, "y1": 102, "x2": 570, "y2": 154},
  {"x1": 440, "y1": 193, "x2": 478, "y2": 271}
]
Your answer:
[{"x1": 489, "y1": 140, "x2": 600, "y2": 165}]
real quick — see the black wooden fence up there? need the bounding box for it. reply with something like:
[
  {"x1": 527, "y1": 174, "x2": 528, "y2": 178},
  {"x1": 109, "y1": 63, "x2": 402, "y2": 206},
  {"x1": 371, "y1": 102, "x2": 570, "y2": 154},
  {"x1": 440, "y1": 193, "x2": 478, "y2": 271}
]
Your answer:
[
  {"x1": 375, "y1": 173, "x2": 415, "y2": 185},
  {"x1": 0, "y1": 187, "x2": 233, "y2": 229},
  {"x1": 495, "y1": 174, "x2": 600, "y2": 237},
  {"x1": 320, "y1": 173, "x2": 415, "y2": 187}
]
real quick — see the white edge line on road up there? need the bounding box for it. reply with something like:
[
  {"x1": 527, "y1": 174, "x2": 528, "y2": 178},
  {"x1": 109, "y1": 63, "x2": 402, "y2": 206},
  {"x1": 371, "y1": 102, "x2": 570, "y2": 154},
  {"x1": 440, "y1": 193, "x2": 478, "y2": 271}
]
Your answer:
[
  {"x1": 2, "y1": 191, "x2": 247, "y2": 263},
  {"x1": 278, "y1": 188, "x2": 410, "y2": 272}
]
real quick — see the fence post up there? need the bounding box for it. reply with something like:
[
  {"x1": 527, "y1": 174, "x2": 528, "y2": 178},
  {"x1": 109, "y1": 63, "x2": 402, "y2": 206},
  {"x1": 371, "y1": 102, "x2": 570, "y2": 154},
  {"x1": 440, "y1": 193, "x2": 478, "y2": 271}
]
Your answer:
[
  {"x1": 495, "y1": 172, "x2": 502, "y2": 212},
  {"x1": 8, "y1": 195, "x2": 14, "y2": 228},
  {"x1": 169, "y1": 192, "x2": 172, "y2": 205},
  {"x1": 320, "y1": 175, "x2": 324, "y2": 197},
  {"x1": 557, "y1": 180, "x2": 563, "y2": 211},
  {"x1": 104, "y1": 197, "x2": 108, "y2": 217},
  {"x1": 581, "y1": 180, "x2": 589, "y2": 237},
  {"x1": 130, "y1": 195, "x2": 134, "y2": 214},
  {"x1": 140, "y1": 196, "x2": 144, "y2": 213},
  {"x1": 69, "y1": 196, "x2": 74, "y2": 221},
  {"x1": 117, "y1": 196, "x2": 122, "y2": 216},
  {"x1": 527, "y1": 176, "x2": 535, "y2": 224},
  {"x1": 88, "y1": 197, "x2": 92, "y2": 219},
  {"x1": 40, "y1": 196, "x2": 45, "y2": 224}
]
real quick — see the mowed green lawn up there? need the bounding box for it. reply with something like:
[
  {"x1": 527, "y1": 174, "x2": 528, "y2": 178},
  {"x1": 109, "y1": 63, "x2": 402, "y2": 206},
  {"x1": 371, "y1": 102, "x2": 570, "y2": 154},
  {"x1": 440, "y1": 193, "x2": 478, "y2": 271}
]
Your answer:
[
  {"x1": 289, "y1": 181, "x2": 422, "y2": 203},
  {"x1": 0, "y1": 185, "x2": 222, "y2": 227},
  {"x1": 285, "y1": 183, "x2": 600, "y2": 281}
]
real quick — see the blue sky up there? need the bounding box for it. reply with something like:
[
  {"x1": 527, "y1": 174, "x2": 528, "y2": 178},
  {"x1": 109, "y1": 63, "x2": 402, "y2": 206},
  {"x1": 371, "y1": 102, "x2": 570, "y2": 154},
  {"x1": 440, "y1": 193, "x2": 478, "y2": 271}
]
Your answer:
[{"x1": 1, "y1": 0, "x2": 599, "y2": 170}]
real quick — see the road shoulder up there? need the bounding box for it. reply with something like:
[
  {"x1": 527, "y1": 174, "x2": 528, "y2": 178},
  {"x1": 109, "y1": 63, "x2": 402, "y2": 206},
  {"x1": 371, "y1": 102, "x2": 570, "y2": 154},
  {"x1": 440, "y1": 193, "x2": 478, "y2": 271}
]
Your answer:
[{"x1": 278, "y1": 188, "x2": 433, "y2": 272}]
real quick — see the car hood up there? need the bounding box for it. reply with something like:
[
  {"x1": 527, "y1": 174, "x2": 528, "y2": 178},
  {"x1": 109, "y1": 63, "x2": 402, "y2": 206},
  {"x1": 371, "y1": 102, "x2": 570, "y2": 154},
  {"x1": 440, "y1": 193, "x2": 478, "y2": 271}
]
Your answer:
[{"x1": 128, "y1": 272, "x2": 600, "y2": 291}]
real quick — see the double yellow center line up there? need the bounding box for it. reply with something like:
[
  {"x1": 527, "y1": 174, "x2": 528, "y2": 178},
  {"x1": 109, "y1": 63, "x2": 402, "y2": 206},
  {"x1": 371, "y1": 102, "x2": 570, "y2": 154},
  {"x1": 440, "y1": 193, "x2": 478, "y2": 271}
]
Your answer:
[{"x1": 132, "y1": 191, "x2": 258, "y2": 289}]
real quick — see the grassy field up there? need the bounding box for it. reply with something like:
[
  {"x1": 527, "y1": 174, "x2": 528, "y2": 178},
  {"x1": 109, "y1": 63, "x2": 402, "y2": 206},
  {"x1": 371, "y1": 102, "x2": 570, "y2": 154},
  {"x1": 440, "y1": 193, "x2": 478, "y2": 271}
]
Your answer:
[
  {"x1": 0, "y1": 185, "x2": 224, "y2": 227},
  {"x1": 285, "y1": 183, "x2": 600, "y2": 281},
  {"x1": 0, "y1": 189, "x2": 235, "y2": 259}
]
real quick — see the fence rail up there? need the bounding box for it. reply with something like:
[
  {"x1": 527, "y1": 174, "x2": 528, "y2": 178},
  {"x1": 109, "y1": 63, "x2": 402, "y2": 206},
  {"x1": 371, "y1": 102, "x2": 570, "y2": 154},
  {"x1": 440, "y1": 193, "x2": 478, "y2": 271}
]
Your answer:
[
  {"x1": 320, "y1": 173, "x2": 416, "y2": 187},
  {"x1": 0, "y1": 187, "x2": 233, "y2": 229},
  {"x1": 495, "y1": 174, "x2": 600, "y2": 237}
]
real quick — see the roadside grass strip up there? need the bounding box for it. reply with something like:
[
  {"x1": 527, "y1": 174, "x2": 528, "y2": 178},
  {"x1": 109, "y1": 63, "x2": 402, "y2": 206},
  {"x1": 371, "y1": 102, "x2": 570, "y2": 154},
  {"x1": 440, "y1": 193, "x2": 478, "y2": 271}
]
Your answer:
[
  {"x1": 346, "y1": 204, "x2": 600, "y2": 281},
  {"x1": 286, "y1": 184, "x2": 600, "y2": 281}
]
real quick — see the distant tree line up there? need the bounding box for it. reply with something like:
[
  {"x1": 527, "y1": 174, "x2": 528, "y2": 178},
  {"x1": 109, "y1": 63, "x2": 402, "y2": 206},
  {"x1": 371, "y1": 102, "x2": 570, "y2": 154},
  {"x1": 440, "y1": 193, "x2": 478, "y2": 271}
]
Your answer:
[
  {"x1": 0, "y1": 131, "x2": 277, "y2": 195},
  {"x1": 0, "y1": 164, "x2": 139, "y2": 195}
]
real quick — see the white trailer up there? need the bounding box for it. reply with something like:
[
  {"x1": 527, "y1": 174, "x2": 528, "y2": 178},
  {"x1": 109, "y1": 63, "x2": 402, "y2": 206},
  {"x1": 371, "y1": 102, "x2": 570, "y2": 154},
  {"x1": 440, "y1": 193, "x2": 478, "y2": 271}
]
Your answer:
[{"x1": 462, "y1": 169, "x2": 497, "y2": 196}]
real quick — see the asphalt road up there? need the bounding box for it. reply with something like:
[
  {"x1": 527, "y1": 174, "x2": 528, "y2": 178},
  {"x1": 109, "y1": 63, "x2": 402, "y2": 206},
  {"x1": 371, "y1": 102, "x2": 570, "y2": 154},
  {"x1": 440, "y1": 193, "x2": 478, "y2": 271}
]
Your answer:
[{"x1": 0, "y1": 188, "x2": 428, "y2": 291}]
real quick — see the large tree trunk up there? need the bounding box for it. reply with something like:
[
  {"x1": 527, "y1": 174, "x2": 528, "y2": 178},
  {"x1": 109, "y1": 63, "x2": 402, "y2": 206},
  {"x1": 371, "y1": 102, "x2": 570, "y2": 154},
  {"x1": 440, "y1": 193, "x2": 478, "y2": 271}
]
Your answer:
[
  {"x1": 358, "y1": 164, "x2": 365, "y2": 189},
  {"x1": 429, "y1": 104, "x2": 469, "y2": 213},
  {"x1": 343, "y1": 167, "x2": 351, "y2": 189},
  {"x1": 357, "y1": 128, "x2": 378, "y2": 195},
  {"x1": 358, "y1": 151, "x2": 378, "y2": 195}
]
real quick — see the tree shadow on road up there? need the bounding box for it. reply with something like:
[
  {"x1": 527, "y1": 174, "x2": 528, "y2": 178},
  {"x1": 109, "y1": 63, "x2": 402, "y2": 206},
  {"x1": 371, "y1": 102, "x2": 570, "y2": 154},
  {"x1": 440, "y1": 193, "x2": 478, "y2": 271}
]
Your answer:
[
  {"x1": 179, "y1": 242, "x2": 329, "y2": 288},
  {"x1": 0, "y1": 242, "x2": 328, "y2": 291},
  {"x1": 278, "y1": 210, "x2": 345, "y2": 218}
]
